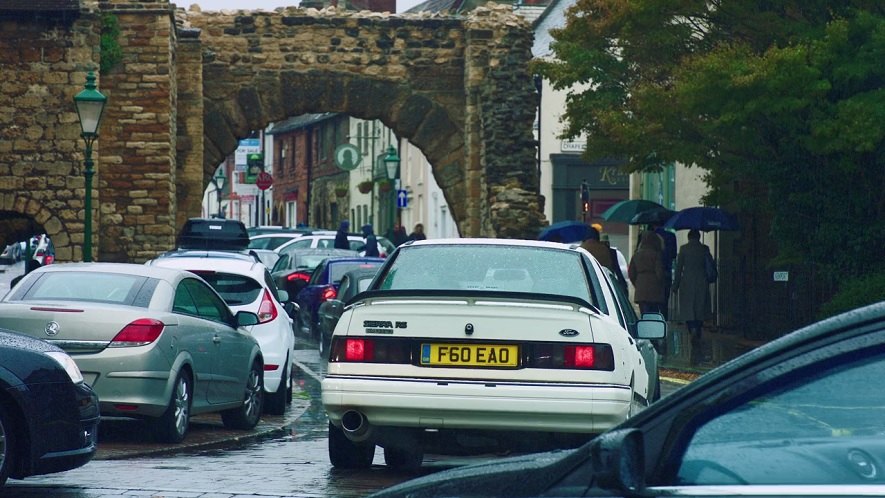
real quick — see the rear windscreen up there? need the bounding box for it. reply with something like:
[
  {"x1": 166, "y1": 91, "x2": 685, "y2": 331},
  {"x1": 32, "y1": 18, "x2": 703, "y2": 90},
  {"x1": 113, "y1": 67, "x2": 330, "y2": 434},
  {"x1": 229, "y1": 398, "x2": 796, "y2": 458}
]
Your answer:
[
  {"x1": 18, "y1": 272, "x2": 150, "y2": 306},
  {"x1": 197, "y1": 273, "x2": 262, "y2": 306}
]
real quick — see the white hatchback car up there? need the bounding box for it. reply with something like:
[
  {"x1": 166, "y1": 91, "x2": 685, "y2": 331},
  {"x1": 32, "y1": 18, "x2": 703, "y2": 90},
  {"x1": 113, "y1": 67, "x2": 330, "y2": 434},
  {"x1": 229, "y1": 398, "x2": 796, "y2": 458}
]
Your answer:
[
  {"x1": 147, "y1": 256, "x2": 296, "y2": 415},
  {"x1": 321, "y1": 238, "x2": 665, "y2": 470}
]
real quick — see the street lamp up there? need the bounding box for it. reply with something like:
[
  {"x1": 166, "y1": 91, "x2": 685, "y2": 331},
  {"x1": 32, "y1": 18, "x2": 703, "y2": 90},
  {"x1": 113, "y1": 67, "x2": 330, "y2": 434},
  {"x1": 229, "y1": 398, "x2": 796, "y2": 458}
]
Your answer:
[
  {"x1": 383, "y1": 145, "x2": 401, "y2": 230},
  {"x1": 73, "y1": 71, "x2": 108, "y2": 262},
  {"x1": 213, "y1": 168, "x2": 226, "y2": 218}
]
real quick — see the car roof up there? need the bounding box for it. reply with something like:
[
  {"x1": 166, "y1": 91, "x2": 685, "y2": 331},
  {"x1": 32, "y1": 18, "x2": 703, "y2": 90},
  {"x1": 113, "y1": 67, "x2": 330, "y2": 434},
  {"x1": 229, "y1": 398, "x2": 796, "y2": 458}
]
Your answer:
[
  {"x1": 155, "y1": 249, "x2": 259, "y2": 261},
  {"x1": 34, "y1": 262, "x2": 189, "y2": 281},
  {"x1": 400, "y1": 238, "x2": 573, "y2": 250},
  {"x1": 149, "y1": 255, "x2": 267, "y2": 277},
  {"x1": 323, "y1": 256, "x2": 386, "y2": 265},
  {"x1": 249, "y1": 232, "x2": 307, "y2": 240}
]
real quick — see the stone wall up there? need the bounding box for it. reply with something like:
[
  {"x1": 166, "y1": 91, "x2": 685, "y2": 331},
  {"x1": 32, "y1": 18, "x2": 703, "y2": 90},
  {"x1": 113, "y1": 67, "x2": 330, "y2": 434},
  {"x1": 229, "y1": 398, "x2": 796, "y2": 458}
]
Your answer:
[
  {"x1": 0, "y1": 1, "x2": 544, "y2": 262},
  {"x1": 0, "y1": 6, "x2": 101, "y2": 261}
]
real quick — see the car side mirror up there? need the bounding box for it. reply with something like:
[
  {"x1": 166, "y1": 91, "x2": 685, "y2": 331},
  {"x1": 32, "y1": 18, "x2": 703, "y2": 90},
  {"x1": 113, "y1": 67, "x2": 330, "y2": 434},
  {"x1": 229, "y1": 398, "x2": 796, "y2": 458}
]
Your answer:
[
  {"x1": 637, "y1": 314, "x2": 666, "y2": 340},
  {"x1": 235, "y1": 310, "x2": 260, "y2": 327},
  {"x1": 283, "y1": 301, "x2": 299, "y2": 319},
  {"x1": 589, "y1": 428, "x2": 645, "y2": 493}
]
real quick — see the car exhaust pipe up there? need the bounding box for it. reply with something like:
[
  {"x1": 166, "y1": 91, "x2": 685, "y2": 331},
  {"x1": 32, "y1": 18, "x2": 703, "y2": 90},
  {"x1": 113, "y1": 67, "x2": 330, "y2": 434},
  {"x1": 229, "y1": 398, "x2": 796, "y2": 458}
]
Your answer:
[{"x1": 341, "y1": 410, "x2": 372, "y2": 441}]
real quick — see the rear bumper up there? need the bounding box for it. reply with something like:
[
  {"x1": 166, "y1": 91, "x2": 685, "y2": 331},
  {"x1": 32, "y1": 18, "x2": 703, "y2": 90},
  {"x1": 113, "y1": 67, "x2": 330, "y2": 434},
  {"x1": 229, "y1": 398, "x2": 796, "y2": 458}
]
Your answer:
[{"x1": 321, "y1": 375, "x2": 631, "y2": 435}]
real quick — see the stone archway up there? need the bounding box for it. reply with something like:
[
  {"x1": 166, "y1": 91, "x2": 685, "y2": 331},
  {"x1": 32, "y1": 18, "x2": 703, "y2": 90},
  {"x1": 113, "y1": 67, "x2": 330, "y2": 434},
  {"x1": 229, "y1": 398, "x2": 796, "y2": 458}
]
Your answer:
[
  {"x1": 176, "y1": 5, "x2": 545, "y2": 239},
  {"x1": 0, "y1": 196, "x2": 73, "y2": 261},
  {"x1": 0, "y1": 1, "x2": 545, "y2": 264}
]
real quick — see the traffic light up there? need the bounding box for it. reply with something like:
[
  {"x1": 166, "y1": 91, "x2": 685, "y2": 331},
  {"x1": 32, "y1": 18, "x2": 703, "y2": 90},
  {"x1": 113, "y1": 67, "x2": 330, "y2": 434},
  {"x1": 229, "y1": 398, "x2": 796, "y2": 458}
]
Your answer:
[
  {"x1": 246, "y1": 153, "x2": 264, "y2": 184},
  {"x1": 580, "y1": 181, "x2": 590, "y2": 213},
  {"x1": 247, "y1": 153, "x2": 264, "y2": 171}
]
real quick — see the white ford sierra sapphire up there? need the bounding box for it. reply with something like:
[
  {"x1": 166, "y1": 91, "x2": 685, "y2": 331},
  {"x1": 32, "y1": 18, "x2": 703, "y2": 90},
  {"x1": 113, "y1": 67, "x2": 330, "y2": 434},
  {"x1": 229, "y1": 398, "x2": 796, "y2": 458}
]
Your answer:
[{"x1": 321, "y1": 238, "x2": 666, "y2": 470}]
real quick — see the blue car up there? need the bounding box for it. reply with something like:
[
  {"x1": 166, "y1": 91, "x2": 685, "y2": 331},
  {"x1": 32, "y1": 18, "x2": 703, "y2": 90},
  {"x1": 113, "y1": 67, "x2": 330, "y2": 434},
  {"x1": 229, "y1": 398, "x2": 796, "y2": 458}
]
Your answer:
[{"x1": 294, "y1": 257, "x2": 385, "y2": 346}]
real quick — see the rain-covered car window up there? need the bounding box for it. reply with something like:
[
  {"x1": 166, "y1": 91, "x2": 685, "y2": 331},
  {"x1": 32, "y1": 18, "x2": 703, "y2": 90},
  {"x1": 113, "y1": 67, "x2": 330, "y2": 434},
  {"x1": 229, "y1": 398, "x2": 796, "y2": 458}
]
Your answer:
[
  {"x1": 198, "y1": 273, "x2": 262, "y2": 306},
  {"x1": 376, "y1": 245, "x2": 593, "y2": 304},
  {"x1": 678, "y1": 350, "x2": 885, "y2": 484},
  {"x1": 19, "y1": 271, "x2": 149, "y2": 305},
  {"x1": 329, "y1": 262, "x2": 382, "y2": 283}
]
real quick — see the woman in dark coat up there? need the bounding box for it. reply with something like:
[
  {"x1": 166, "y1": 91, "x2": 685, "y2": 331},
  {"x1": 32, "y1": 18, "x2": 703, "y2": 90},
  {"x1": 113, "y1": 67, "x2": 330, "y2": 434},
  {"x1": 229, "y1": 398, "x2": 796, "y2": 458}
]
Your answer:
[
  {"x1": 672, "y1": 229, "x2": 713, "y2": 339},
  {"x1": 628, "y1": 230, "x2": 666, "y2": 315}
]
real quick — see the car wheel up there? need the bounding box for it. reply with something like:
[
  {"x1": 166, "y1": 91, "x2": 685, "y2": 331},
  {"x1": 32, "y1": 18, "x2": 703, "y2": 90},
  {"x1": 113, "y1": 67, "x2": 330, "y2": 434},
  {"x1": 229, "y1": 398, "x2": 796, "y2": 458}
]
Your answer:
[
  {"x1": 151, "y1": 370, "x2": 192, "y2": 443},
  {"x1": 0, "y1": 403, "x2": 16, "y2": 487},
  {"x1": 383, "y1": 445, "x2": 424, "y2": 471},
  {"x1": 328, "y1": 422, "x2": 375, "y2": 469},
  {"x1": 221, "y1": 362, "x2": 264, "y2": 430},
  {"x1": 318, "y1": 328, "x2": 328, "y2": 358},
  {"x1": 286, "y1": 364, "x2": 294, "y2": 404},
  {"x1": 264, "y1": 362, "x2": 288, "y2": 416}
]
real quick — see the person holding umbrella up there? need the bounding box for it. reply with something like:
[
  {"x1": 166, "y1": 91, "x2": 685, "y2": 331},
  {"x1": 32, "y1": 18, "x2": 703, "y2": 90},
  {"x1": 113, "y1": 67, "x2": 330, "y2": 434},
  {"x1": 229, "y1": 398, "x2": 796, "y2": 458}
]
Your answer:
[
  {"x1": 628, "y1": 230, "x2": 666, "y2": 315},
  {"x1": 672, "y1": 229, "x2": 713, "y2": 342}
]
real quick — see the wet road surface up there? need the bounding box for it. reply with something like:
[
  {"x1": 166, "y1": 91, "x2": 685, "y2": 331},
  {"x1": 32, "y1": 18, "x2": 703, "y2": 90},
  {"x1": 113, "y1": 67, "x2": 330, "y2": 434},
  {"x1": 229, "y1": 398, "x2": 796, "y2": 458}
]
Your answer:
[{"x1": 1, "y1": 262, "x2": 688, "y2": 497}]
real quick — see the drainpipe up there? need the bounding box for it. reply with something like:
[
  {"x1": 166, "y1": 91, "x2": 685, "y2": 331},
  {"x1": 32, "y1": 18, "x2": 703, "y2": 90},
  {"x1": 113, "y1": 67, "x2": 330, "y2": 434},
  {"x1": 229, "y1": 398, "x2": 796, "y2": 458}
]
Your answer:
[{"x1": 306, "y1": 125, "x2": 313, "y2": 226}]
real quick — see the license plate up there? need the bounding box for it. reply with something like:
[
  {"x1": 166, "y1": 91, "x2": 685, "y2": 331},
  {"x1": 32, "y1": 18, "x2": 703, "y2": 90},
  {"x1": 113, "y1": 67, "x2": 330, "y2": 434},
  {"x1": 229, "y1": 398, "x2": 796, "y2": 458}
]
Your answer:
[{"x1": 420, "y1": 343, "x2": 518, "y2": 367}]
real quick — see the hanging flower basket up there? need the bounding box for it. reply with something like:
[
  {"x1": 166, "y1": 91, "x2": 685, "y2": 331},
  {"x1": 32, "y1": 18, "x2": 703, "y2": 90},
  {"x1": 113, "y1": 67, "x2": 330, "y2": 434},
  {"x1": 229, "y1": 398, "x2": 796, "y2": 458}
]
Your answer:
[
  {"x1": 335, "y1": 186, "x2": 349, "y2": 197},
  {"x1": 378, "y1": 180, "x2": 392, "y2": 193},
  {"x1": 357, "y1": 180, "x2": 374, "y2": 194}
]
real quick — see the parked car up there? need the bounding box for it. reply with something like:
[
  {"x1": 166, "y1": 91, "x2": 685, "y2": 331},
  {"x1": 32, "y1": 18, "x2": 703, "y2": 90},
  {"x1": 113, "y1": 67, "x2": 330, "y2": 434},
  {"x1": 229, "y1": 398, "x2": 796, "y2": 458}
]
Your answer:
[
  {"x1": 275, "y1": 232, "x2": 395, "y2": 258},
  {"x1": 248, "y1": 232, "x2": 308, "y2": 251},
  {"x1": 146, "y1": 256, "x2": 296, "y2": 415},
  {"x1": 249, "y1": 248, "x2": 281, "y2": 270},
  {"x1": 321, "y1": 238, "x2": 665, "y2": 470},
  {"x1": 29, "y1": 233, "x2": 55, "y2": 266},
  {"x1": 0, "y1": 242, "x2": 21, "y2": 264},
  {"x1": 316, "y1": 267, "x2": 382, "y2": 356},
  {"x1": 246, "y1": 225, "x2": 315, "y2": 238},
  {"x1": 271, "y1": 248, "x2": 358, "y2": 298},
  {"x1": 177, "y1": 217, "x2": 250, "y2": 251},
  {"x1": 0, "y1": 327, "x2": 100, "y2": 487},
  {"x1": 293, "y1": 256, "x2": 386, "y2": 346},
  {"x1": 372, "y1": 301, "x2": 885, "y2": 498},
  {"x1": 0, "y1": 262, "x2": 265, "y2": 443}
]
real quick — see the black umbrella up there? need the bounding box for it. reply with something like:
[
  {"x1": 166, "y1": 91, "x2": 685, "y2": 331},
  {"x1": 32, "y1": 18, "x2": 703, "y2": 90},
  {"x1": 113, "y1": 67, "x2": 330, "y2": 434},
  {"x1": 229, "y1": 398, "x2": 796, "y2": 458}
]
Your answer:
[
  {"x1": 629, "y1": 207, "x2": 676, "y2": 226},
  {"x1": 662, "y1": 206, "x2": 740, "y2": 232},
  {"x1": 600, "y1": 199, "x2": 666, "y2": 223}
]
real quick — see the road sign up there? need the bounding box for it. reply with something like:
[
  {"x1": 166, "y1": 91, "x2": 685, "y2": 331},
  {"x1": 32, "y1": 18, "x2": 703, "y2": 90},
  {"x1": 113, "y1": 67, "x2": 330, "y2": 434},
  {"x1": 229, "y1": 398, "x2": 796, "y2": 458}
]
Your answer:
[
  {"x1": 396, "y1": 189, "x2": 408, "y2": 208},
  {"x1": 256, "y1": 171, "x2": 273, "y2": 191}
]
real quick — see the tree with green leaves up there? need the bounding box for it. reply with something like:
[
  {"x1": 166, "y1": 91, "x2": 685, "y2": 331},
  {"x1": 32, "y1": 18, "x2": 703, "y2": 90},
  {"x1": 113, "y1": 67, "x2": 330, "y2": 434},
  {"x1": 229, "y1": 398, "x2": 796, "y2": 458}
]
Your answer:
[{"x1": 533, "y1": 1, "x2": 885, "y2": 319}]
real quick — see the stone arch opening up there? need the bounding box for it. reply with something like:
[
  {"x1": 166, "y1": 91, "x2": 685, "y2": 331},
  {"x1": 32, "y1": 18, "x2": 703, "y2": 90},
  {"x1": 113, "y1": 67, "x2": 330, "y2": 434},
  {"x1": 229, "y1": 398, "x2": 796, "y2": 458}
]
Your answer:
[{"x1": 0, "y1": 199, "x2": 71, "y2": 263}]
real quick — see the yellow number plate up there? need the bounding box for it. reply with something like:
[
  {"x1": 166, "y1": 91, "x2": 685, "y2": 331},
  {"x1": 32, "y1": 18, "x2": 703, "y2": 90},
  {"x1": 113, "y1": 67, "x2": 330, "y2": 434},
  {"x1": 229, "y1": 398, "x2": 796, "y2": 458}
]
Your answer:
[{"x1": 420, "y1": 343, "x2": 518, "y2": 367}]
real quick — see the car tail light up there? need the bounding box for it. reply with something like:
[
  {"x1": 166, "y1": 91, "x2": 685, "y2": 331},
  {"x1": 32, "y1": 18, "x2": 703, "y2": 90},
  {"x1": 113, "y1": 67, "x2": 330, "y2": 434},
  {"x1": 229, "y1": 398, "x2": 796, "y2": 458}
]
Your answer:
[
  {"x1": 43, "y1": 254, "x2": 54, "y2": 265},
  {"x1": 287, "y1": 272, "x2": 310, "y2": 282},
  {"x1": 264, "y1": 364, "x2": 279, "y2": 371},
  {"x1": 527, "y1": 343, "x2": 614, "y2": 370},
  {"x1": 321, "y1": 286, "x2": 337, "y2": 302},
  {"x1": 109, "y1": 318, "x2": 165, "y2": 347},
  {"x1": 257, "y1": 289, "x2": 278, "y2": 323},
  {"x1": 329, "y1": 337, "x2": 411, "y2": 364}
]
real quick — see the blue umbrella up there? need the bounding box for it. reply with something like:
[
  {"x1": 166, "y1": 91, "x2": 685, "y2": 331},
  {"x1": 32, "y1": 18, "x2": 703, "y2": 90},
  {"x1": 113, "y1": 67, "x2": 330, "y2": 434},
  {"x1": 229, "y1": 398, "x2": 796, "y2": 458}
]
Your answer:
[
  {"x1": 538, "y1": 220, "x2": 588, "y2": 243},
  {"x1": 663, "y1": 206, "x2": 740, "y2": 232}
]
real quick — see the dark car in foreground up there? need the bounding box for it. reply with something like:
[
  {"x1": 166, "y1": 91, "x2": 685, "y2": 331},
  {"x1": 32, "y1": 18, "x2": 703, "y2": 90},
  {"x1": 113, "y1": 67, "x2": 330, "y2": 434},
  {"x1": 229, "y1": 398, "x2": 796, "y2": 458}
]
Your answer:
[
  {"x1": 316, "y1": 267, "x2": 382, "y2": 356},
  {"x1": 0, "y1": 328, "x2": 100, "y2": 487},
  {"x1": 293, "y1": 256, "x2": 385, "y2": 347},
  {"x1": 371, "y1": 301, "x2": 885, "y2": 497}
]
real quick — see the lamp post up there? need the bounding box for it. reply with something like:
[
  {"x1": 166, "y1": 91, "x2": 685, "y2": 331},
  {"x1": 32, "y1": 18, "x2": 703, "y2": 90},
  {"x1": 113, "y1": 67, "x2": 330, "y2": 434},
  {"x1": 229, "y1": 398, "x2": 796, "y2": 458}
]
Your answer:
[
  {"x1": 73, "y1": 71, "x2": 108, "y2": 262},
  {"x1": 213, "y1": 169, "x2": 226, "y2": 218},
  {"x1": 383, "y1": 145, "x2": 401, "y2": 230}
]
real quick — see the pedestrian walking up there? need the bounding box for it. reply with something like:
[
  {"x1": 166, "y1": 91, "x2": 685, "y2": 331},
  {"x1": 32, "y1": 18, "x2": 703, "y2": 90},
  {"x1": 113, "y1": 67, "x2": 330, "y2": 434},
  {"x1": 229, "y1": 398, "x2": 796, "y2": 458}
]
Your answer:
[
  {"x1": 387, "y1": 222, "x2": 409, "y2": 246},
  {"x1": 601, "y1": 233, "x2": 629, "y2": 292},
  {"x1": 580, "y1": 227, "x2": 615, "y2": 274},
  {"x1": 628, "y1": 230, "x2": 666, "y2": 315},
  {"x1": 651, "y1": 222, "x2": 677, "y2": 318},
  {"x1": 408, "y1": 223, "x2": 427, "y2": 241},
  {"x1": 672, "y1": 229, "x2": 713, "y2": 341},
  {"x1": 334, "y1": 220, "x2": 350, "y2": 250},
  {"x1": 362, "y1": 224, "x2": 380, "y2": 257}
]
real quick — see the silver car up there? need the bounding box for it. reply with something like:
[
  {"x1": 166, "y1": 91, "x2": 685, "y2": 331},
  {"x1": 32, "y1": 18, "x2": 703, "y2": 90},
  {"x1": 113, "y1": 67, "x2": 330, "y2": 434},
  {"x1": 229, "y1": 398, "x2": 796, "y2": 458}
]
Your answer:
[{"x1": 0, "y1": 262, "x2": 265, "y2": 443}]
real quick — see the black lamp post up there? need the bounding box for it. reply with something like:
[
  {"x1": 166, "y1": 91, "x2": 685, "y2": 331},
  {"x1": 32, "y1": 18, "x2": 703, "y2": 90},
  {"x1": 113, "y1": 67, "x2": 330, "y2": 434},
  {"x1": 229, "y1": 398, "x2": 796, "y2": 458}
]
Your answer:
[
  {"x1": 213, "y1": 169, "x2": 226, "y2": 218},
  {"x1": 73, "y1": 71, "x2": 108, "y2": 263},
  {"x1": 383, "y1": 145, "x2": 401, "y2": 229}
]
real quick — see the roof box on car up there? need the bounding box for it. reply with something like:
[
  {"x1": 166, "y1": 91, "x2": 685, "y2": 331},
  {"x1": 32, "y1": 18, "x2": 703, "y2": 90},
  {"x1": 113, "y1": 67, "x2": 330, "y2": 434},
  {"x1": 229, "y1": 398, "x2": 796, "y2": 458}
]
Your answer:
[{"x1": 177, "y1": 218, "x2": 250, "y2": 251}]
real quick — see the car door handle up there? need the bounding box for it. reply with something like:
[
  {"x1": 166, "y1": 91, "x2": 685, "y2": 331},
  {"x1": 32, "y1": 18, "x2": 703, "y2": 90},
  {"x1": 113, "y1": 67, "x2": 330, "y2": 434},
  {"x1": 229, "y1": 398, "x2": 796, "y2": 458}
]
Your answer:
[{"x1": 213, "y1": 334, "x2": 221, "y2": 344}]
